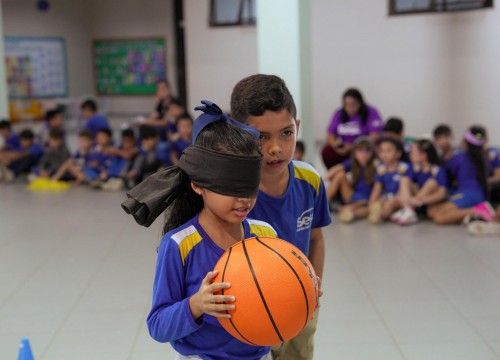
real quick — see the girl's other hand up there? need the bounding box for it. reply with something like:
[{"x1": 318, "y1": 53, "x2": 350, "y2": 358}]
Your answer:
[{"x1": 189, "y1": 270, "x2": 236, "y2": 320}]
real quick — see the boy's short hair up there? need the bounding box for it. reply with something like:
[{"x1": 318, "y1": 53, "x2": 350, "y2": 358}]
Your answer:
[
  {"x1": 383, "y1": 117, "x2": 404, "y2": 134},
  {"x1": 78, "y1": 129, "x2": 94, "y2": 140},
  {"x1": 49, "y1": 128, "x2": 65, "y2": 140},
  {"x1": 19, "y1": 129, "x2": 35, "y2": 140},
  {"x1": 295, "y1": 140, "x2": 305, "y2": 154},
  {"x1": 121, "y1": 128, "x2": 135, "y2": 139},
  {"x1": 45, "y1": 109, "x2": 62, "y2": 122},
  {"x1": 169, "y1": 97, "x2": 184, "y2": 107},
  {"x1": 176, "y1": 113, "x2": 193, "y2": 126},
  {"x1": 81, "y1": 99, "x2": 97, "y2": 112},
  {"x1": 0, "y1": 119, "x2": 11, "y2": 130},
  {"x1": 97, "y1": 127, "x2": 112, "y2": 138},
  {"x1": 433, "y1": 124, "x2": 452, "y2": 138},
  {"x1": 140, "y1": 125, "x2": 159, "y2": 140},
  {"x1": 230, "y1": 74, "x2": 297, "y2": 122}
]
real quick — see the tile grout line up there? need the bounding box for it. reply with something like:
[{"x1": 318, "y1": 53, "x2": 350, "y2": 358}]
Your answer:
[
  {"x1": 334, "y1": 225, "x2": 410, "y2": 360},
  {"x1": 394, "y1": 225, "x2": 500, "y2": 359},
  {"x1": 38, "y1": 224, "x2": 131, "y2": 359}
]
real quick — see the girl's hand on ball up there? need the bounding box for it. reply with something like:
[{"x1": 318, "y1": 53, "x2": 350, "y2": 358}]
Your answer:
[
  {"x1": 190, "y1": 270, "x2": 236, "y2": 320},
  {"x1": 316, "y1": 276, "x2": 323, "y2": 308}
]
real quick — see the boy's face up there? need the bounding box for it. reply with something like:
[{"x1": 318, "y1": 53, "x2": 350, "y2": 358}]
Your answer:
[
  {"x1": 142, "y1": 136, "x2": 158, "y2": 150},
  {"x1": 78, "y1": 136, "x2": 93, "y2": 151},
  {"x1": 81, "y1": 107, "x2": 94, "y2": 120},
  {"x1": 246, "y1": 109, "x2": 300, "y2": 178},
  {"x1": 0, "y1": 128, "x2": 10, "y2": 138},
  {"x1": 20, "y1": 138, "x2": 33, "y2": 149},
  {"x1": 122, "y1": 136, "x2": 135, "y2": 149},
  {"x1": 169, "y1": 104, "x2": 184, "y2": 119},
  {"x1": 96, "y1": 132, "x2": 111, "y2": 146},
  {"x1": 434, "y1": 135, "x2": 452, "y2": 152},
  {"x1": 48, "y1": 137, "x2": 63, "y2": 149},
  {"x1": 177, "y1": 119, "x2": 193, "y2": 140},
  {"x1": 49, "y1": 114, "x2": 64, "y2": 128},
  {"x1": 378, "y1": 142, "x2": 400, "y2": 165},
  {"x1": 293, "y1": 148, "x2": 304, "y2": 161}
]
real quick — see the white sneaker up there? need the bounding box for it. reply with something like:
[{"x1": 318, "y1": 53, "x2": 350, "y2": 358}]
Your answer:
[
  {"x1": 369, "y1": 202, "x2": 382, "y2": 224},
  {"x1": 398, "y1": 207, "x2": 418, "y2": 226},
  {"x1": 339, "y1": 208, "x2": 355, "y2": 223},
  {"x1": 101, "y1": 178, "x2": 125, "y2": 192},
  {"x1": 467, "y1": 221, "x2": 500, "y2": 236},
  {"x1": 390, "y1": 208, "x2": 405, "y2": 223}
]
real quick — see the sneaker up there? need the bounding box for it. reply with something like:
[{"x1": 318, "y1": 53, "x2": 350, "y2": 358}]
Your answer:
[
  {"x1": 339, "y1": 208, "x2": 355, "y2": 223},
  {"x1": 101, "y1": 178, "x2": 125, "y2": 192},
  {"x1": 398, "y1": 206, "x2": 418, "y2": 226},
  {"x1": 467, "y1": 221, "x2": 500, "y2": 236},
  {"x1": 3, "y1": 168, "x2": 15, "y2": 182},
  {"x1": 390, "y1": 208, "x2": 405, "y2": 223},
  {"x1": 472, "y1": 202, "x2": 495, "y2": 222},
  {"x1": 369, "y1": 202, "x2": 382, "y2": 224}
]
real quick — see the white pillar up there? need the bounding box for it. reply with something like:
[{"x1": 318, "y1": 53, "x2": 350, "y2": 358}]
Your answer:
[
  {"x1": 0, "y1": 0, "x2": 8, "y2": 118},
  {"x1": 256, "y1": 0, "x2": 313, "y2": 162}
]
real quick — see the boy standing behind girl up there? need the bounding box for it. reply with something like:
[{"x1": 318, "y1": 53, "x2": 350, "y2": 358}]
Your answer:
[{"x1": 231, "y1": 74, "x2": 331, "y2": 360}]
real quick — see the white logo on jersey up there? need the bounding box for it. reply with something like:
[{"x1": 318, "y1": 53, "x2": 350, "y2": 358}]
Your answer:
[
  {"x1": 337, "y1": 122, "x2": 362, "y2": 136},
  {"x1": 297, "y1": 208, "x2": 314, "y2": 232}
]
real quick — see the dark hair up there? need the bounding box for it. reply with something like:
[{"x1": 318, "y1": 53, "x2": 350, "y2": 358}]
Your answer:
[
  {"x1": 169, "y1": 97, "x2": 184, "y2": 107},
  {"x1": 49, "y1": 128, "x2": 65, "y2": 140},
  {"x1": 464, "y1": 125, "x2": 488, "y2": 197},
  {"x1": 163, "y1": 121, "x2": 260, "y2": 234},
  {"x1": 81, "y1": 99, "x2": 97, "y2": 112},
  {"x1": 45, "y1": 109, "x2": 62, "y2": 122},
  {"x1": 175, "y1": 113, "x2": 193, "y2": 126},
  {"x1": 295, "y1": 140, "x2": 305, "y2": 154},
  {"x1": 19, "y1": 129, "x2": 35, "y2": 140},
  {"x1": 377, "y1": 137, "x2": 408, "y2": 162},
  {"x1": 433, "y1": 124, "x2": 452, "y2": 138},
  {"x1": 383, "y1": 117, "x2": 404, "y2": 135},
  {"x1": 414, "y1": 139, "x2": 440, "y2": 165},
  {"x1": 156, "y1": 79, "x2": 170, "y2": 88},
  {"x1": 230, "y1": 74, "x2": 297, "y2": 122},
  {"x1": 121, "y1": 128, "x2": 135, "y2": 139},
  {"x1": 140, "y1": 125, "x2": 158, "y2": 140},
  {"x1": 340, "y1": 88, "x2": 368, "y2": 125},
  {"x1": 97, "y1": 127, "x2": 112, "y2": 138},
  {"x1": 0, "y1": 119, "x2": 11, "y2": 130},
  {"x1": 351, "y1": 139, "x2": 376, "y2": 186},
  {"x1": 78, "y1": 129, "x2": 94, "y2": 140}
]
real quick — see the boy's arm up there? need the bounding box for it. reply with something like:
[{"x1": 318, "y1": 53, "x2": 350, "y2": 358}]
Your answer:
[
  {"x1": 369, "y1": 182, "x2": 382, "y2": 204},
  {"x1": 308, "y1": 228, "x2": 325, "y2": 280}
]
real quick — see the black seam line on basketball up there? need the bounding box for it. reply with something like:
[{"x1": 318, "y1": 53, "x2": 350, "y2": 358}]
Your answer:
[
  {"x1": 221, "y1": 247, "x2": 257, "y2": 346},
  {"x1": 255, "y1": 236, "x2": 310, "y2": 330},
  {"x1": 242, "y1": 237, "x2": 285, "y2": 343}
]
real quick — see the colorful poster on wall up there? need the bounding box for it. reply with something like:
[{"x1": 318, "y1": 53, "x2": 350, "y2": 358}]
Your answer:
[
  {"x1": 4, "y1": 37, "x2": 68, "y2": 99},
  {"x1": 94, "y1": 38, "x2": 166, "y2": 95}
]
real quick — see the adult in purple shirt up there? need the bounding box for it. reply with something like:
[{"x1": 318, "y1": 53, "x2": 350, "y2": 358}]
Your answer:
[{"x1": 322, "y1": 88, "x2": 383, "y2": 169}]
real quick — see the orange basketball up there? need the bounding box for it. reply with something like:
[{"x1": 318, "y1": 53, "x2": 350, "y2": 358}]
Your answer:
[{"x1": 213, "y1": 236, "x2": 318, "y2": 346}]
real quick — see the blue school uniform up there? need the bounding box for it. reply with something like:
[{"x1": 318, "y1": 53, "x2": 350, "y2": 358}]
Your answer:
[
  {"x1": 5, "y1": 132, "x2": 20, "y2": 151},
  {"x1": 148, "y1": 214, "x2": 275, "y2": 360},
  {"x1": 375, "y1": 162, "x2": 413, "y2": 196},
  {"x1": 342, "y1": 160, "x2": 375, "y2": 202},
  {"x1": 248, "y1": 160, "x2": 332, "y2": 257},
  {"x1": 83, "y1": 146, "x2": 112, "y2": 180},
  {"x1": 412, "y1": 164, "x2": 448, "y2": 188},
  {"x1": 170, "y1": 138, "x2": 191, "y2": 159},
  {"x1": 445, "y1": 151, "x2": 485, "y2": 208},
  {"x1": 488, "y1": 147, "x2": 500, "y2": 171}
]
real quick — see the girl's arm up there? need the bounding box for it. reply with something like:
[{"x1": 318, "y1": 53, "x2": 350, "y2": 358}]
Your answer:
[
  {"x1": 169, "y1": 150, "x2": 180, "y2": 166},
  {"x1": 326, "y1": 134, "x2": 339, "y2": 150},
  {"x1": 369, "y1": 182, "x2": 382, "y2": 204},
  {"x1": 416, "y1": 186, "x2": 447, "y2": 206},
  {"x1": 51, "y1": 158, "x2": 73, "y2": 180},
  {"x1": 324, "y1": 163, "x2": 345, "y2": 181}
]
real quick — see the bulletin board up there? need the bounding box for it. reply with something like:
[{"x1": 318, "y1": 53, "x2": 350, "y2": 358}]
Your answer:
[
  {"x1": 4, "y1": 36, "x2": 68, "y2": 99},
  {"x1": 93, "y1": 37, "x2": 166, "y2": 96}
]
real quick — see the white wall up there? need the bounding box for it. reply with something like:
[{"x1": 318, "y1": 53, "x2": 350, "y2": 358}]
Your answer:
[
  {"x1": 2, "y1": 0, "x2": 93, "y2": 97},
  {"x1": 89, "y1": 0, "x2": 177, "y2": 116},
  {"x1": 184, "y1": 0, "x2": 258, "y2": 114},
  {"x1": 311, "y1": 0, "x2": 500, "y2": 145}
]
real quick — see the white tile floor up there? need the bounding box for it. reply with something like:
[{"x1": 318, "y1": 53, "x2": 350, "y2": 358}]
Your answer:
[{"x1": 1, "y1": 183, "x2": 500, "y2": 360}]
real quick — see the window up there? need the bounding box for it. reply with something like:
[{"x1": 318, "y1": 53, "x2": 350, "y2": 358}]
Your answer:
[
  {"x1": 210, "y1": 0, "x2": 256, "y2": 27},
  {"x1": 389, "y1": 0, "x2": 493, "y2": 15}
]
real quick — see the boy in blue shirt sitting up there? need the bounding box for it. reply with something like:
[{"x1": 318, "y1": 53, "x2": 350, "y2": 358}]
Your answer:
[
  {"x1": 81, "y1": 99, "x2": 110, "y2": 137},
  {"x1": 231, "y1": 74, "x2": 331, "y2": 360},
  {"x1": 0, "y1": 129, "x2": 43, "y2": 181},
  {"x1": 0, "y1": 119, "x2": 20, "y2": 152},
  {"x1": 169, "y1": 113, "x2": 193, "y2": 165}
]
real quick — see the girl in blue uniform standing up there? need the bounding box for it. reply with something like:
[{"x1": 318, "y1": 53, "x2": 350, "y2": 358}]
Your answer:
[
  {"x1": 122, "y1": 101, "x2": 274, "y2": 360},
  {"x1": 428, "y1": 126, "x2": 495, "y2": 224}
]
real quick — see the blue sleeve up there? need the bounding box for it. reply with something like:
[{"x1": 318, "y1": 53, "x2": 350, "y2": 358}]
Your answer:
[
  {"x1": 445, "y1": 152, "x2": 461, "y2": 177},
  {"x1": 404, "y1": 164, "x2": 413, "y2": 178},
  {"x1": 437, "y1": 166, "x2": 448, "y2": 187},
  {"x1": 375, "y1": 170, "x2": 383, "y2": 184},
  {"x1": 492, "y1": 150, "x2": 500, "y2": 169},
  {"x1": 146, "y1": 237, "x2": 203, "y2": 343},
  {"x1": 312, "y1": 179, "x2": 332, "y2": 229},
  {"x1": 341, "y1": 158, "x2": 352, "y2": 171}
]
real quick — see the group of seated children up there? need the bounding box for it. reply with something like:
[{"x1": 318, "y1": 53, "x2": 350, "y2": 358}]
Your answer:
[
  {"x1": 0, "y1": 98, "x2": 194, "y2": 191},
  {"x1": 324, "y1": 119, "x2": 500, "y2": 227}
]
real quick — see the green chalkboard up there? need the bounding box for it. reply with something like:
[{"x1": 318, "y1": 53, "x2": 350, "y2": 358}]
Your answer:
[{"x1": 94, "y1": 38, "x2": 166, "y2": 95}]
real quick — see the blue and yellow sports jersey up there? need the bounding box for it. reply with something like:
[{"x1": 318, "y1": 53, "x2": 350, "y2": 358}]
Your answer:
[
  {"x1": 375, "y1": 161, "x2": 413, "y2": 195},
  {"x1": 412, "y1": 164, "x2": 448, "y2": 188},
  {"x1": 249, "y1": 160, "x2": 332, "y2": 257},
  {"x1": 147, "y1": 214, "x2": 275, "y2": 359}
]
